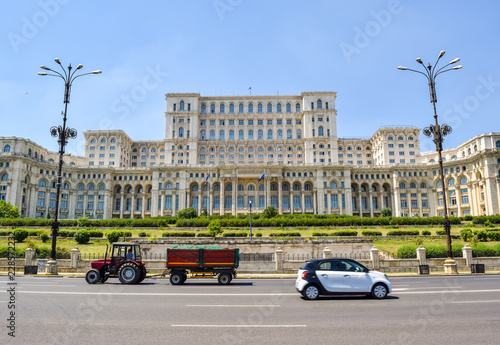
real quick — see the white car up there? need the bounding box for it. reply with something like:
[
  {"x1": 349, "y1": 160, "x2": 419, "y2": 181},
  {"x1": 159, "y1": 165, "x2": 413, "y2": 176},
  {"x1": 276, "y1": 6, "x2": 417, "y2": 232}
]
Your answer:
[{"x1": 295, "y1": 258, "x2": 392, "y2": 300}]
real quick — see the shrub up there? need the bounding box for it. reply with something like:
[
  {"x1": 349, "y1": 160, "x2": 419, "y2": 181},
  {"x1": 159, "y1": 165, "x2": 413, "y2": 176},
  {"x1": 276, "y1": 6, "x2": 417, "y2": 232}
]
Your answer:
[
  {"x1": 138, "y1": 232, "x2": 148, "y2": 237},
  {"x1": 397, "y1": 245, "x2": 417, "y2": 259},
  {"x1": 0, "y1": 246, "x2": 24, "y2": 258},
  {"x1": 461, "y1": 228, "x2": 473, "y2": 242},
  {"x1": 436, "y1": 230, "x2": 446, "y2": 236},
  {"x1": 222, "y1": 232, "x2": 248, "y2": 237},
  {"x1": 484, "y1": 220, "x2": 495, "y2": 228},
  {"x1": 177, "y1": 207, "x2": 198, "y2": 219},
  {"x1": 487, "y1": 231, "x2": 500, "y2": 241},
  {"x1": 162, "y1": 231, "x2": 196, "y2": 237},
  {"x1": 269, "y1": 232, "x2": 301, "y2": 237},
  {"x1": 106, "y1": 230, "x2": 122, "y2": 243},
  {"x1": 464, "y1": 215, "x2": 473, "y2": 221},
  {"x1": 332, "y1": 230, "x2": 358, "y2": 236},
  {"x1": 381, "y1": 208, "x2": 392, "y2": 217},
  {"x1": 387, "y1": 230, "x2": 420, "y2": 236},
  {"x1": 88, "y1": 230, "x2": 104, "y2": 238},
  {"x1": 422, "y1": 230, "x2": 431, "y2": 236},
  {"x1": 474, "y1": 229, "x2": 488, "y2": 242},
  {"x1": 77, "y1": 217, "x2": 90, "y2": 227},
  {"x1": 196, "y1": 232, "x2": 212, "y2": 237},
  {"x1": 208, "y1": 220, "x2": 224, "y2": 238},
  {"x1": 312, "y1": 232, "x2": 330, "y2": 236},
  {"x1": 362, "y1": 230, "x2": 382, "y2": 237},
  {"x1": 74, "y1": 230, "x2": 91, "y2": 244},
  {"x1": 13, "y1": 229, "x2": 29, "y2": 242},
  {"x1": 263, "y1": 206, "x2": 278, "y2": 218},
  {"x1": 40, "y1": 233, "x2": 49, "y2": 242},
  {"x1": 255, "y1": 232, "x2": 263, "y2": 237}
]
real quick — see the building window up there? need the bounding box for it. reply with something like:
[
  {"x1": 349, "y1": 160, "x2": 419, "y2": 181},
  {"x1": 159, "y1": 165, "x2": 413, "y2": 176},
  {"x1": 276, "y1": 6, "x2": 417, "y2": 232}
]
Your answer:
[
  {"x1": 258, "y1": 103, "x2": 263, "y2": 113},
  {"x1": 3, "y1": 145, "x2": 11, "y2": 153},
  {"x1": 248, "y1": 103, "x2": 253, "y2": 113},
  {"x1": 239, "y1": 103, "x2": 244, "y2": 113}
]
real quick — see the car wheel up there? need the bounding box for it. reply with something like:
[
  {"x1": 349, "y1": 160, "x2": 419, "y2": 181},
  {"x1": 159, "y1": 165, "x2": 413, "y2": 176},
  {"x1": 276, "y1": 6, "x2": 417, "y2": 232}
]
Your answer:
[
  {"x1": 302, "y1": 284, "x2": 320, "y2": 300},
  {"x1": 371, "y1": 283, "x2": 388, "y2": 299},
  {"x1": 85, "y1": 269, "x2": 100, "y2": 284}
]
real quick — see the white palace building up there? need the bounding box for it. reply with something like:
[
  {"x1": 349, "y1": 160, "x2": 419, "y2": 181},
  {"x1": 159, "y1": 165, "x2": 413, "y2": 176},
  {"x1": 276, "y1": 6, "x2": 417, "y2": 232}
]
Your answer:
[{"x1": 1, "y1": 91, "x2": 499, "y2": 219}]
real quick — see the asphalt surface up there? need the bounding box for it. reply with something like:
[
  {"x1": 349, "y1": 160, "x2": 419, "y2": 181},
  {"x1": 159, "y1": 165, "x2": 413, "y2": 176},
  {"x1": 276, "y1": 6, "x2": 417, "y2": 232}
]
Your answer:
[{"x1": 1, "y1": 275, "x2": 499, "y2": 344}]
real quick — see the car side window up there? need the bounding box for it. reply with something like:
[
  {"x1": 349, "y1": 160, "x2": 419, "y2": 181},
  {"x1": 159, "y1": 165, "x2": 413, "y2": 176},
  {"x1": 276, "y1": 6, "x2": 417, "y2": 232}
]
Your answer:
[
  {"x1": 317, "y1": 261, "x2": 339, "y2": 271},
  {"x1": 340, "y1": 260, "x2": 364, "y2": 272}
]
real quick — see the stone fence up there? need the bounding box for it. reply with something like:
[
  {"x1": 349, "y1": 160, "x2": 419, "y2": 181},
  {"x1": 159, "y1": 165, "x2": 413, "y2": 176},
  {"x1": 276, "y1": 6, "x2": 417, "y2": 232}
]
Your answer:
[{"x1": 1, "y1": 243, "x2": 499, "y2": 274}]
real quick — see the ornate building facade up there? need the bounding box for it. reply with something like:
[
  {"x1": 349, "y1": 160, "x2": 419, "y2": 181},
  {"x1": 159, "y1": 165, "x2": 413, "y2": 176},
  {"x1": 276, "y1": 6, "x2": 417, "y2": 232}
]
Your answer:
[{"x1": 1, "y1": 91, "x2": 499, "y2": 219}]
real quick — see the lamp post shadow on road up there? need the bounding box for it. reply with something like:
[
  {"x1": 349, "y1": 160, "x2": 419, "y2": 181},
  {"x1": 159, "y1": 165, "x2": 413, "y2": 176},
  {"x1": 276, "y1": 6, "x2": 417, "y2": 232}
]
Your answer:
[
  {"x1": 38, "y1": 58, "x2": 101, "y2": 275},
  {"x1": 398, "y1": 50, "x2": 462, "y2": 274}
]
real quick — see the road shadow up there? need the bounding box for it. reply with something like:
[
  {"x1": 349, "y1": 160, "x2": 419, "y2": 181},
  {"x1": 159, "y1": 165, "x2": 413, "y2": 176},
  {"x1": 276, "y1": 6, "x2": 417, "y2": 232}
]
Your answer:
[{"x1": 301, "y1": 295, "x2": 400, "y2": 301}]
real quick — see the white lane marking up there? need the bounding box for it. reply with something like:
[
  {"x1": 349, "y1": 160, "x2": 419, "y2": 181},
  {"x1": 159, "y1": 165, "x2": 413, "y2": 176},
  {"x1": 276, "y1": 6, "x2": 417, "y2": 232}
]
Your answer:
[
  {"x1": 186, "y1": 305, "x2": 280, "y2": 307},
  {"x1": 14, "y1": 291, "x2": 297, "y2": 296},
  {"x1": 392, "y1": 288, "x2": 408, "y2": 291},
  {"x1": 452, "y1": 300, "x2": 500, "y2": 304},
  {"x1": 396, "y1": 289, "x2": 500, "y2": 294},
  {"x1": 172, "y1": 324, "x2": 306, "y2": 328},
  {"x1": 394, "y1": 286, "x2": 462, "y2": 291}
]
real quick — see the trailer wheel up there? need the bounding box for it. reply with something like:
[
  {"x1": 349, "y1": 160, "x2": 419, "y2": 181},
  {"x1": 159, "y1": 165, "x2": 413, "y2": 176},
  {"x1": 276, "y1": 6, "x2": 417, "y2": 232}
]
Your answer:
[
  {"x1": 118, "y1": 262, "x2": 140, "y2": 284},
  {"x1": 170, "y1": 272, "x2": 183, "y2": 285},
  {"x1": 85, "y1": 269, "x2": 100, "y2": 284},
  {"x1": 218, "y1": 272, "x2": 232, "y2": 285},
  {"x1": 180, "y1": 273, "x2": 187, "y2": 284}
]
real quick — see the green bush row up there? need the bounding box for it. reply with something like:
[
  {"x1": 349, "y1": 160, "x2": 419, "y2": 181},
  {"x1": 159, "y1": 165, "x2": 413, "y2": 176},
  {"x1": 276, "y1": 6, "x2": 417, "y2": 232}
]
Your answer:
[
  {"x1": 387, "y1": 230, "x2": 420, "y2": 236},
  {"x1": 361, "y1": 230, "x2": 383, "y2": 236},
  {"x1": 162, "y1": 231, "x2": 196, "y2": 237},
  {"x1": 397, "y1": 243, "x2": 500, "y2": 259},
  {"x1": 269, "y1": 232, "x2": 301, "y2": 237},
  {"x1": 222, "y1": 232, "x2": 248, "y2": 237}
]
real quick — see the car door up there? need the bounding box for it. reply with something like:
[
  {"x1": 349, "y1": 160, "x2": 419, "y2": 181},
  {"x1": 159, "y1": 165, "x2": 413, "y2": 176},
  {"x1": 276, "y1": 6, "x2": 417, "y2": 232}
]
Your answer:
[
  {"x1": 315, "y1": 260, "x2": 346, "y2": 293},
  {"x1": 339, "y1": 260, "x2": 372, "y2": 293}
]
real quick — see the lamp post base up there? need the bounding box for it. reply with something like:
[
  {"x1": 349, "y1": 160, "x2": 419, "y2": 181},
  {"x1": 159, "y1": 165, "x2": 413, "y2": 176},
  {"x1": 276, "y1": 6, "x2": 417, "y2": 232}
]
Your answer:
[
  {"x1": 443, "y1": 258, "x2": 458, "y2": 275},
  {"x1": 45, "y1": 259, "x2": 59, "y2": 275}
]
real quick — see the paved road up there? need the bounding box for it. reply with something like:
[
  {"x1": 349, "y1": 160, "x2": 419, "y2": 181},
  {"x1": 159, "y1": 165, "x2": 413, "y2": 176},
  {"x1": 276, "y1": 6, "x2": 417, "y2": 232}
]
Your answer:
[{"x1": 1, "y1": 275, "x2": 499, "y2": 344}]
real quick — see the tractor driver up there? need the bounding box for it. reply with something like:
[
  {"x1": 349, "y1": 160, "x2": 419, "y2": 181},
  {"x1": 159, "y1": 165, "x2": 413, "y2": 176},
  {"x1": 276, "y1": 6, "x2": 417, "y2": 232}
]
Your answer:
[{"x1": 126, "y1": 248, "x2": 135, "y2": 260}]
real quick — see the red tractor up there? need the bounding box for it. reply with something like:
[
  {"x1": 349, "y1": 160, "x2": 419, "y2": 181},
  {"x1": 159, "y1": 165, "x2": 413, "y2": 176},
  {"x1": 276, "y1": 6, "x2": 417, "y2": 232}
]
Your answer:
[{"x1": 85, "y1": 242, "x2": 147, "y2": 284}]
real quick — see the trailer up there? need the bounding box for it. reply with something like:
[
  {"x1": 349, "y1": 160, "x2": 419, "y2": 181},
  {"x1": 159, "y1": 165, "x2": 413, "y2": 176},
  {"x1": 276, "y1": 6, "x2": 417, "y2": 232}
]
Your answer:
[{"x1": 164, "y1": 245, "x2": 239, "y2": 285}]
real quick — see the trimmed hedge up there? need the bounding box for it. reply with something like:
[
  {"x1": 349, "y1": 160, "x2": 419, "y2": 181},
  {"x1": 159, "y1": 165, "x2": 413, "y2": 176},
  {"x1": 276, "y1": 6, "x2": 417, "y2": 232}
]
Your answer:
[
  {"x1": 269, "y1": 232, "x2": 301, "y2": 237},
  {"x1": 222, "y1": 232, "x2": 248, "y2": 237},
  {"x1": 196, "y1": 232, "x2": 212, "y2": 237},
  {"x1": 362, "y1": 230, "x2": 382, "y2": 237},
  {"x1": 387, "y1": 230, "x2": 420, "y2": 236},
  {"x1": 162, "y1": 231, "x2": 196, "y2": 237}
]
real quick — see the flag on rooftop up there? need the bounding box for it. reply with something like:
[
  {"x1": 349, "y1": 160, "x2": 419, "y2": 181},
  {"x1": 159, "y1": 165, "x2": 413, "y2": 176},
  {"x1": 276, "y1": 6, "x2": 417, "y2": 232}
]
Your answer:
[
  {"x1": 258, "y1": 171, "x2": 265, "y2": 182},
  {"x1": 206, "y1": 173, "x2": 209, "y2": 182},
  {"x1": 248, "y1": 87, "x2": 251, "y2": 90}
]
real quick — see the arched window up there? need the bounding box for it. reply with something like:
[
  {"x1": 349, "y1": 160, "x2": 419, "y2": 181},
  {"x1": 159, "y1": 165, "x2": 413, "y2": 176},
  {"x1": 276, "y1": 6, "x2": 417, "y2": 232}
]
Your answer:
[
  {"x1": 277, "y1": 103, "x2": 282, "y2": 113},
  {"x1": 258, "y1": 130, "x2": 263, "y2": 140},
  {"x1": 460, "y1": 177, "x2": 467, "y2": 184},
  {"x1": 305, "y1": 183, "x2": 312, "y2": 191},
  {"x1": 1, "y1": 174, "x2": 8, "y2": 181},
  {"x1": 200, "y1": 130, "x2": 206, "y2": 140},
  {"x1": 201, "y1": 103, "x2": 206, "y2": 113},
  {"x1": 398, "y1": 136, "x2": 404, "y2": 140},
  {"x1": 229, "y1": 103, "x2": 234, "y2": 113},
  {"x1": 214, "y1": 184, "x2": 221, "y2": 191},
  {"x1": 210, "y1": 104, "x2": 215, "y2": 113},
  {"x1": 3, "y1": 145, "x2": 11, "y2": 153},
  {"x1": 63, "y1": 183, "x2": 69, "y2": 190},
  {"x1": 270, "y1": 183, "x2": 277, "y2": 191},
  {"x1": 277, "y1": 130, "x2": 283, "y2": 140},
  {"x1": 282, "y1": 184, "x2": 289, "y2": 191},
  {"x1": 229, "y1": 130, "x2": 234, "y2": 140},
  {"x1": 286, "y1": 103, "x2": 291, "y2": 113},
  {"x1": 410, "y1": 182, "x2": 416, "y2": 189},
  {"x1": 399, "y1": 183, "x2": 406, "y2": 189},
  {"x1": 137, "y1": 187, "x2": 143, "y2": 194},
  {"x1": 267, "y1": 130, "x2": 273, "y2": 140},
  {"x1": 179, "y1": 101, "x2": 185, "y2": 111},
  {"x1": 210, "y1": 130, "x2": 215, "y2": 140},
  {"x1": 436, "y1": 181, "x2": 442, "y2": 188},
  {"x1": 447, "y1": 179, "x2": 455, "y2": 186},
  {"x1": 317, "y1": 99, "x2": 322, "y2": 109},
  {"x1": 219, "y1": 130, "x2": 225, "y2": 141},
  {"x1": 220, "y1": 103, "x2": 225, "y2": 113},
  {"x1": 248, "y1": 130, "x2": 254, "y2": 140},
  {"x1": 297, "y1": 129, "x2": 302, "y2": 139},
  {"x1": 88, "y1": 184, "x2": 95, "y2": 191},
  {"x1": 203, "y1": 184, "x2": 209, "y2": 191},
  {"x1": 287, "y1": 129, "x2": 292, "y2": 140},
  {"x1": 225, "y1": 184, "x2": 232, "y2": 191},
  {"x1": 78, "y1": 184, "x2": 84, "y2": 190},
  {"x1": 239, "y1": 130, "x2": 244, "y2": 140},
  {"x1": 388, "y1": 136, "x2": 393, "y2": 141},
  {"x1": 496, "y1": 140, "x2": 500, "y2": 148},
  {"x1": 293, "y1": 184, "x2": 300, "y2": 191},
  {"x1": 192, "y1": 185, "x2": 199, "y2": 191},
  {"x1": 166, "y1": 183, "x2": 173, "y2": 190},
  {"x1": 115, "y1": 186, "x2": 121, "y2": 193},
  {"x1": 267, "y1": 103, "x2": 272, "y2": 113},
  {"x1": 296, "y1": 103, "x2": 301, "y2": 112},
  {"x1": 408, "y1": 136, "x2": 414, "y2": 140},
  {"x1": 372, "y1": 186, "x2": 377, "y2": 192},
  {"x1": 248, "y1": 184, "x2": 255, "y2": 191},
  {"x1": 361, "y1": 186, "x2": 366, "y2": 192},
  {"x1": 258, "y1": 103, "x2": 263, "y2": 113},
  {"x1": 28, "y1": 148, "x2": 32, "y2": 157},
  {"x1": 237, "y1": 184, "x2": 244, "y2": 191},
  {"x1": 98, "y1": 184, "x2": 105, "y2": 191},
  {"x1": 318, "y1": 126, "x2": 324, "y2": 137},
  {"x1": 39, "y1": 180, "x2": 46, "y2": 187},
  {"x1": 420, "y1": 182, "x2": 427, "y2": 188},
  {"x1": 248, "y1": 103, "x2": 253, "y2": 113},
  {"x1": 239, "y1": 103, "x2": 244, "y2": 113},
  {"x1": 179, "y1": 128, "x2": 184, "y2": 138},
  {"x1": 259, "y1": 184, "x2": 265, "y2": 191},
  {"x1": 330, "y1": 182, "x2": 338, "y2": 188}
]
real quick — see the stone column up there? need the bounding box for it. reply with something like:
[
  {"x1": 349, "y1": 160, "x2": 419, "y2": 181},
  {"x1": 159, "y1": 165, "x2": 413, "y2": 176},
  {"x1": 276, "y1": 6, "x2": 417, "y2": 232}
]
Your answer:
[
  {"x1": 70, "y1": 247, "x2": 80, "y2": 269},
  {"x1": 327, "y1": 192, "x2": 332, "y2": 214},
  {"x1": 278, "y1": 178, "x2": 283, "y2": 215},
  {"x1": 120, "y1": 193, "x2": 124, "y2": 219},
  {"x1": 462, "y1": 244, "x2": 473, "y2": 266},
  {"x1": 209, "y1": 191, "x2": 213, "y2": 216},
  {"x1": 369, "y1": 191, "x2": 374, "y2": 218},
  {"x1": 358, "y1": 190, "x2": 362, "y2": 217},
  {"x1": 370, "y1": 246, "x2": 380, "y2": 270},
  {"x1": 25, "y1": 247, "x2": 35, "y2": 266},
  {"x1": 160, "y1": 194, "x2": 164, "y2": 217},
  {"x1": 141, "y1": 195, "x2": 146, "y2": 219},
  {"x1": 220, "y1": 178, "x2": 225, "y2": 215},
  {"x1": 232, "y1": 178, "x2": 237, "y2": 216},
  {"x1": 416, "y1": 245, "x2": 426, "y2": 265},
  {"x1": 301, "y1": 192, "x2": 305, "y2": 213},
  {"x1": 323, "y1": 247, "x2": 332, "y2": 259},
  {"x1": 275, "y1": 248, "x2": 284, "y2": 272},
  {"x1": 130, "y1": 195, "x2": 135, "y2": 219}
]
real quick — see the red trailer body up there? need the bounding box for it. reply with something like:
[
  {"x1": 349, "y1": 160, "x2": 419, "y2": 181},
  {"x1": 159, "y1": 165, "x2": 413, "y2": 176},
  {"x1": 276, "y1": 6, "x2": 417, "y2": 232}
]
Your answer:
[{"x1": 165, "y1": 247, "x2": 239, "y2": 285}]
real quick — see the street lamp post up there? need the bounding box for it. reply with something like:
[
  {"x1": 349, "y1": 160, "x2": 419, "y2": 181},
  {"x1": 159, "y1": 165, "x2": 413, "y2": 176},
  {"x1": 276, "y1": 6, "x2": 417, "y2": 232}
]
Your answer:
[
  {"x1": 398, "y1": 50, "x2": 462, "y2": 274},
  {"x1": 249, "y1": 201, "x2": 252, "y2": 241},
  {"x1": 39, "y1": 58, "x2": 101, "y2": 274}
]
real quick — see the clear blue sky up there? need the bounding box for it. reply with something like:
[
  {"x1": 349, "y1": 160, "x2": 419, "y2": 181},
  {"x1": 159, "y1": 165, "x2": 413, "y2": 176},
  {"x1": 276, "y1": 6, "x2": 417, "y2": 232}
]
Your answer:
[{"x1": 1, "y1": 0, "x2": 499, "y2": 156}]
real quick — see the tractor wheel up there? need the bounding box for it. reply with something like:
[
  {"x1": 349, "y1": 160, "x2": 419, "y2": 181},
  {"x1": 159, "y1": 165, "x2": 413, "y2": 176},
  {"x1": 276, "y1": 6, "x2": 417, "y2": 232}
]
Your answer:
[
  {"x1": 218, "y1": 272, "x2": 232, "y2": 285},
  {"x1": 170, "y1": 272, "x2": 183, "y2": 285},
  {"x1": 118, "y1": 262, "x2": 140, "y2": 284},
  {"x1": 136, "y1": 266, "x2": 147, "y2": 284},
  {"x1": 85, "y1": 269, "x2": 100, "y2": 284},
  {"x1": 180, "y1": 273, "x2": 187, "y2": 284}
]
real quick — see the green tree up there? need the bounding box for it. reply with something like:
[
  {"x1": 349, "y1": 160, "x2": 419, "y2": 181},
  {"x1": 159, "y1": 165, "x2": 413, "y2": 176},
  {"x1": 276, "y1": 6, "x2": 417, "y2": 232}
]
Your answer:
[
  {"x1": 74, "y1": 230, "x2": 91, "y2": 244},
  {"x1": 207, "y1": 220, "x2": 223, "y2": 239},
  {"x1": 0, "y1": 200, "x2": 20, "y2": 219},
  {"x1": 381, "y1": 208, "x2": 392, "y2": 217},
  {"x1": 263, "y1": 206, "x2": 277, "y2": 218},
  {"x1": 178, "y1": 207, "x2": 198, "y2": 219}
]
